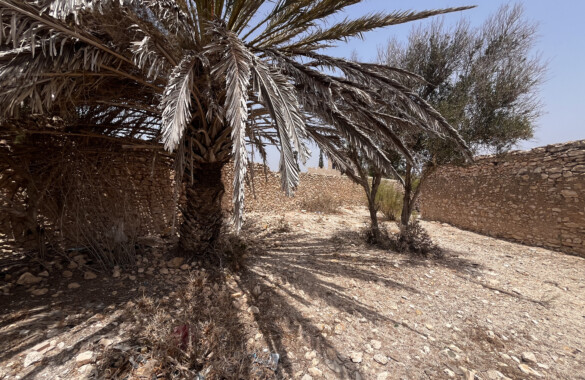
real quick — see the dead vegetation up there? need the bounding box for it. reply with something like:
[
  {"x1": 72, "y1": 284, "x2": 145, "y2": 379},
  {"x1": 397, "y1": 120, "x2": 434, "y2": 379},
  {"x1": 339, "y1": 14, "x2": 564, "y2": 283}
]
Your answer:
[
  {"x1": 299, "y1": 193, "x2": 342, "y2": 214},
  {"x1": 114, "y1": 272, "x2": 251, "y2": 379},
  {"x1": 0, "y1": 127, "x2": 177, "y2": 268}
]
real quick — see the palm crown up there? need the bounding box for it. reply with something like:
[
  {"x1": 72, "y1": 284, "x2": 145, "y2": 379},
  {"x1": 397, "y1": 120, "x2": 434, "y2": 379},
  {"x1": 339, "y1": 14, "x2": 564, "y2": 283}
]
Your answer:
[{"x1": 0, "y1": 0, "x2": 472, "y2": 252}]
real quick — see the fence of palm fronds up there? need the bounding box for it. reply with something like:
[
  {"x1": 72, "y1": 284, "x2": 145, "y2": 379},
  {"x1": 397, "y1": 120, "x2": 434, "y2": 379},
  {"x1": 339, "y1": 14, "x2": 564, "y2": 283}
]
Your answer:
[{"x1": 0, "y1": 116, "x2": 178, "y2": 267}]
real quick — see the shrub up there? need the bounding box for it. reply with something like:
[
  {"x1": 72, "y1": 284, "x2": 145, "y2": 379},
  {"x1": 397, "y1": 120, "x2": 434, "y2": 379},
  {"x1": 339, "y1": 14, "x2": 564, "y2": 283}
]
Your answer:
[
  {"x1": 391, "y1": 220, "x2": 442, "y2": 258},
  {"x1": 299, "y1": 193, "x2": 341, "y2": 213},
  {"x1": 374, "y1": 181, "x2": 403, "y2": 221}
]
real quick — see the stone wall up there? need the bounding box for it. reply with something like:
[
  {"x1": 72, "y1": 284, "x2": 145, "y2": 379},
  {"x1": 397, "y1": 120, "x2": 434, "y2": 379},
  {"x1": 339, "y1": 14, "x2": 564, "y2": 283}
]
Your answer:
[
  {"x1": 1, "y1": 158, "x2": 365, "y2": 252},
  {"x1": 222, "y1": 165, "x2": 365, "y2": 213},
  {"x1": 0, "y1": 151, "x2": 178, "y2": 252},
  {"x1": 419, "y1": 140, "x2": 585, "y2": 257}
]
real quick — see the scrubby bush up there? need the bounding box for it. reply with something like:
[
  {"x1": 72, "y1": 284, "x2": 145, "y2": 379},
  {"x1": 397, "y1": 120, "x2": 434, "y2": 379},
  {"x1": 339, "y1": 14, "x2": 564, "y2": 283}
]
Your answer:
[
  {"x1": 392, "y1": 221, "x2": 442, "y2": 258},
  {"x1": 300, "y1": 193, "x2": 341, "y2": 213}
]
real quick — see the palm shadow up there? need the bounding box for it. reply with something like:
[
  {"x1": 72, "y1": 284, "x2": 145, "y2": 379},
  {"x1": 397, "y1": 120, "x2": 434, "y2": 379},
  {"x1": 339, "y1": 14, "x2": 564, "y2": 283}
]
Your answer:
[{"x1": 234, "y1": 228, "x2": 435, "y2": 379}]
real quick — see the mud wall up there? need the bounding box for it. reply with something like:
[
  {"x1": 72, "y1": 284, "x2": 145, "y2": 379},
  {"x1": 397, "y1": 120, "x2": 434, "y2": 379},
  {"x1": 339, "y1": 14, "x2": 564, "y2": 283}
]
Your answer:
[{"x1": 419, "y1": 140, "x2": 585, "y2": 257}]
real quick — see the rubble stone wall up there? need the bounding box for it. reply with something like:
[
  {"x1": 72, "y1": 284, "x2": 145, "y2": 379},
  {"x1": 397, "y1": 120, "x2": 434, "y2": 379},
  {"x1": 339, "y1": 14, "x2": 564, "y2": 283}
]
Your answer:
[
  {"x1": 222, "y1": 165, "x2": 365, "y2": 213},
  {"x1": 419, "y1": 140, "x2": 585, "y2": 257}
]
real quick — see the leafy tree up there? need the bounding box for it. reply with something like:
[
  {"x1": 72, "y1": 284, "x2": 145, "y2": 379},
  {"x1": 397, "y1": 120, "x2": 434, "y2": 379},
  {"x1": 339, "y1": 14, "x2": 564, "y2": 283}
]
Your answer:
[
  {"x1": 0, "y1": 0, "x2": 472, "y2": 254},
  {"x1": 377, "y1": 3, "x2": 545, "y2": 227}
]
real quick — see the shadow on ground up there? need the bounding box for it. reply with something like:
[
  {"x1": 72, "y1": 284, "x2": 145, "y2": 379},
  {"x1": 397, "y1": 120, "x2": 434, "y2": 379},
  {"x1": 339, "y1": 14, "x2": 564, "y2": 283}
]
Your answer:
[{"x1": 0, "y1": 217, "x2": 552, "y2": 379}]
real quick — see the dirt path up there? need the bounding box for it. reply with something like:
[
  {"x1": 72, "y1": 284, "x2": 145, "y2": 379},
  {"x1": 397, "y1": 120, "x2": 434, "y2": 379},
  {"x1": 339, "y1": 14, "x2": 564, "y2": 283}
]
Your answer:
[
  {"x1": 0, "y1": 207, "x2": 584, "y2": 379},
  {"x1": 240, "y1": 208, "x2": 585, "y2": 379}
]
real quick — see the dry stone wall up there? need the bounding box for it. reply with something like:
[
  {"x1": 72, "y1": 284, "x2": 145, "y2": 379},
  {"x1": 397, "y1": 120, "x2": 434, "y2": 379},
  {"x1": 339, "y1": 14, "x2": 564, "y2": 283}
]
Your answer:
[
  {"x1": 222, "y1": 165, "x2": 365, "y2": 213},
  {"x1": 420, "y1": 140, "x2": 585, "y2": 257}
]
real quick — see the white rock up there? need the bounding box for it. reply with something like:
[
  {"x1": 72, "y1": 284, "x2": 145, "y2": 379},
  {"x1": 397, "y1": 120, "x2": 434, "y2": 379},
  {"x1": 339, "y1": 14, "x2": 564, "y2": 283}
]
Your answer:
[
  {"x1": 75, "y1": 351, "x2": 94, "y2": 367},
  {"x1": 521, "y1": 351, "x2": 537, "y2": 364},
  {"x1": 371, "y1": 340, "x2": 382, "y2": 350},
  {"x1": 444, "y1": 368, "x2": 456, "y2": 377},
  {"x1": 23, "y1": 351, "x2": 43, "y2": 367},
  {"x1": 167, "y1": 257, "x2": 185, "y2": 268},
  {"x1": 308, "y1": 367, "x2": 322, "y2": 377},
  {"x1": 349, "y1": 351, "x2": 363, "y2": 363},
  {"x1": 32, "y1": 288, "x2": 48, "y2": 296},
  {"x1": 487, "y1": 370, "x2": 505, "y2": 379},
  {"x1": 518, "y1": 363, "x2": 542, "y2": 377},
  {"x1": 377, "y1": 372, "x2": 389, "y2": 380},
  {"x1": 78, "y1": 364, "x2": 96, "y2": 377},
  {"x1": 305, "y1": 350, "x2": 317, "y2": 360},
  {"x1": 31, "y1": 341, "x2": 51, "y2": 353},
  {"x1": 373, "y1": 354, "x2": 388, "y2": 365},
  {"x1": 98, "y1": 338, "x2": 113, "y2": 348},
  {"x1": 248, "y1": 306, "x2": 260, "y2": 314},
  {"x1": 301, "y1": 375, "x2": 313, "y2": 380}
]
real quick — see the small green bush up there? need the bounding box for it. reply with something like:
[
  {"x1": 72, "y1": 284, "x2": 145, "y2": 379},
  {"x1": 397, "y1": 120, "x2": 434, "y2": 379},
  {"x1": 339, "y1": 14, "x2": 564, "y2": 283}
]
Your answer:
[{"x1": 375, "y1": 181, "x2": 403, "y2": 221}]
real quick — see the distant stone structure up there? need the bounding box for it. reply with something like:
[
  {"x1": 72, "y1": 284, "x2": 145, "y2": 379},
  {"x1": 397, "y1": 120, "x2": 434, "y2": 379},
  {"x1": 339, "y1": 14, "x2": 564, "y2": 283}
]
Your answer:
[
  {"x1": 307, "y1": 158, "x2": 342, "y2": 176},
  {"x1": 420, "y1": 140, "x2": 585, "y2": 257}
]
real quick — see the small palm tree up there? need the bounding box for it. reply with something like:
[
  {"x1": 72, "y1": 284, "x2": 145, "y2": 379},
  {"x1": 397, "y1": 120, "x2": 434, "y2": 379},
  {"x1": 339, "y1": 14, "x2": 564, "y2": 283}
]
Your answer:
[{"x1": 0, "y1": 0, "x2": 471, "y2": 254}]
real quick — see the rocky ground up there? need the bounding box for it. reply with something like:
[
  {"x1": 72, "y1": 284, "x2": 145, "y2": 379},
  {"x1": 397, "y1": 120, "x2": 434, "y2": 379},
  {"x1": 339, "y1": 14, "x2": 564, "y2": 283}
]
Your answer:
[{"x1": 0, "y1": 206, "x2": 584, "y2": 379}]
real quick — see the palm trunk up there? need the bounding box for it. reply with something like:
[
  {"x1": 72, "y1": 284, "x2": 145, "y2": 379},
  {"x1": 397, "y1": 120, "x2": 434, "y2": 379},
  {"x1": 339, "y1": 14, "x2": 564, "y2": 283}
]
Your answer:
[{"x1": 179, "y1": 162, "x2": 226, "y2": 255}]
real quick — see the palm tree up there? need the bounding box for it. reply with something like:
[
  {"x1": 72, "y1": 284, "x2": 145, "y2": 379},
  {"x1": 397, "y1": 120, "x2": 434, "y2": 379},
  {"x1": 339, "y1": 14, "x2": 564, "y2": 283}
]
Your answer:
[{"x1": 0, "y1": 0, "x2": 472, "y2": 255}]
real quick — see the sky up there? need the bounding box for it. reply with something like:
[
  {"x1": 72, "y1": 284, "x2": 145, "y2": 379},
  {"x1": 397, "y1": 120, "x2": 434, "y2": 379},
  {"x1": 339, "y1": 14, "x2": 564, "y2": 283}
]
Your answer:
[{"x1": 262, "y1": 0, "x2": 585, "y2": 171}]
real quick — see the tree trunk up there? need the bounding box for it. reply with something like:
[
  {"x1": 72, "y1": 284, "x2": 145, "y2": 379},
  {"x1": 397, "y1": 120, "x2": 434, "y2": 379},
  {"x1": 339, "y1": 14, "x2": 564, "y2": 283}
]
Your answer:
[
  {"x1": 179, "y1": 162, "x2": 226, "y2": 255},
  {"x1": 367, "y1": 172, "x2": 382, "y2": 242},
  {"x1": 400, "y1": 163, "x2": 413, "y2": 228},
  {"x1": 400, "y1": 163, "x2": 436, "y2": 229}
]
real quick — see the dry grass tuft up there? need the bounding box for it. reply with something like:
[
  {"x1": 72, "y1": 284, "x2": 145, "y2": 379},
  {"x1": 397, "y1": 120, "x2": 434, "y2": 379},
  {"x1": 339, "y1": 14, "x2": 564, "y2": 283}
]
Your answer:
[
  {"x1": 299, "y1": 193, "x2": 341, "y2": 214},
  {"x1": 119, "y1": 272, "x2": 250, "y2": 379}
]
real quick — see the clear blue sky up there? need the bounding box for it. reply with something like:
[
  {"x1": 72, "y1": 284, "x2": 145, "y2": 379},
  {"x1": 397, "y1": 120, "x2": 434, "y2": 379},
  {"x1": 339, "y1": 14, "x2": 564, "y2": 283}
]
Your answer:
[{"x1": 262, "y1": 1, "x2": 585, "y2": 170}]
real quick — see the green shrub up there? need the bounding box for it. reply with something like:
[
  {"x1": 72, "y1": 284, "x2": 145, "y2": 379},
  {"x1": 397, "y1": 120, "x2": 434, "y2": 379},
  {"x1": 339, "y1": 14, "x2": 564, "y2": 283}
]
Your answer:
[{"x1": 374, "y1": 181, "x2": 403, "y2": 221}]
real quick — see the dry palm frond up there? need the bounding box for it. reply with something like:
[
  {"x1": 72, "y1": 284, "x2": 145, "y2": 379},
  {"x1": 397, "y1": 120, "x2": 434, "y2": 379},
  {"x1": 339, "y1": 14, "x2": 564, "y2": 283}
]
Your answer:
[
  {"x1": 208, "y1": 25, "x2": 253, "y2": 231},
  {"x1": 160, "y1": 53, "x2": 198, "y2": 152}
]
